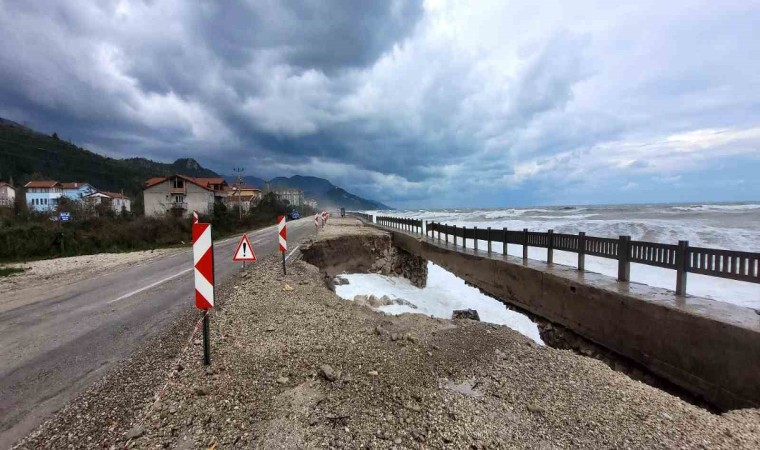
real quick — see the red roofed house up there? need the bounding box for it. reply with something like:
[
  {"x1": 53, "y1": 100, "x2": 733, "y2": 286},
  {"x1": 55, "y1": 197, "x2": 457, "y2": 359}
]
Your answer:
[
  {"x1": 143, "y1": 175, "x2": 217, "y2": 217},
  {"x1": 24, "y1": 180, "x2": 63, "y2": 212},
  {"x1": 229, "y1": 184, "x2": 263, "y2": 212}
]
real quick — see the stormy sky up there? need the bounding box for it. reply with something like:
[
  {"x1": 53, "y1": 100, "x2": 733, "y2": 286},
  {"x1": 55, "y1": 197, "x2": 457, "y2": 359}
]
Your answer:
[{"x1": 1, "y1": 0, "x2": 758, "y2": 208}]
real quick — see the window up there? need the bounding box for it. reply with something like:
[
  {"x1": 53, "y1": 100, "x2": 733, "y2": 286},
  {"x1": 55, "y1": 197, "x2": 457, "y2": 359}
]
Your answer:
[
  {"x1": 173, "y1": 194, "x2": 185, "y2": 203},
  {"x1": 173, "y1": 178, "x2": 184, "y2": 189}
]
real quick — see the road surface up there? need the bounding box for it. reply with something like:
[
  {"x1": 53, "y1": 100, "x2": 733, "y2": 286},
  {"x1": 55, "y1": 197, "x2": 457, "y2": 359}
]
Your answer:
[{"x1": 0, "y1": 218, "x2": 315, "y2": 448}]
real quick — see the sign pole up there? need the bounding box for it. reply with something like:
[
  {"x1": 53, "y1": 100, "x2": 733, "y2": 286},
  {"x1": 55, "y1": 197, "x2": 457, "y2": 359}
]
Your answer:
[
  {"x1": 192, "y1": 221, "x2": 215, "y2": 366},
  {"x1": 282, "y1": 252, "x2": 287, "y2": 275},
  {"x1": 202, "y1": 311, "x2": 211, "y2": 366}
]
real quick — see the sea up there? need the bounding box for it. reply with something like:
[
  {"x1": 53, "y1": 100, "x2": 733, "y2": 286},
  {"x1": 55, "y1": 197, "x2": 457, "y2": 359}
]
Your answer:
[{"x1": 334, "y1": 202, "x2": 760, "y2": 342}]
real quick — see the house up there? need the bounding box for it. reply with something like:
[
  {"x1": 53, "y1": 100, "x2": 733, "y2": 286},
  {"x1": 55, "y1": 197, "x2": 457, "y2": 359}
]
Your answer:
[
  {"x1": 275, "y1": 188, "x2": 304, "y2": 207},
  {"x1": 24, "y1": 181, "x2": 63, "y2": 212},
  {"x1": 229, "y1": 185, "x2": 263, "y2": 212},
  {"x1": 61, "y1": 182, "x2": 97, "y2": 201},
  {"x1": 143, "y1": 175, "x2": 215, "y2": 217},
  {"x1": 192, "y1": 178, "x2": 230, "y2": 203},
  {"x1": 0, "y1": 181, "x2": 15, "y2": 208},
  {"x1": 84, "y1": 191, "x2": 132, "y2": 213},
  {"x1": 304, "y1": 198, "x2": 318, "y2": 209}
]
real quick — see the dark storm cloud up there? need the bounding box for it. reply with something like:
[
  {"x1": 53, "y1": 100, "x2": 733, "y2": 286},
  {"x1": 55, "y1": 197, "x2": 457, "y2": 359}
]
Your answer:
[
  {"x1": 0, "y1": 0, "x2": 759, "y2": 207},
  {"x1": 193, "y1": 1, "x2": 424, "y2": 71}
]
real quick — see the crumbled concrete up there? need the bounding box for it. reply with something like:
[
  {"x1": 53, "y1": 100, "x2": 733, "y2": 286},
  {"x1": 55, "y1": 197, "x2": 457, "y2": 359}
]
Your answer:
[{"x1": 302, "y1": 219, "x2": 428, "y2": 287}]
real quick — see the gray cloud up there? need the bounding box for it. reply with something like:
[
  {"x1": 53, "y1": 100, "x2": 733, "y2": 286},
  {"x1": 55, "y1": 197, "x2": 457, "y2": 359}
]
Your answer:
[{"x1": 0, "y1": 0, "x2": 759, "y2": 207}]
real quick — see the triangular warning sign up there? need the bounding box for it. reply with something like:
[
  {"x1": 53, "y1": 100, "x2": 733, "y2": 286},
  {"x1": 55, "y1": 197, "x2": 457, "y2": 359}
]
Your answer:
[{"x1": 233, "y1": 233, "x2": 257, "y2": 262}]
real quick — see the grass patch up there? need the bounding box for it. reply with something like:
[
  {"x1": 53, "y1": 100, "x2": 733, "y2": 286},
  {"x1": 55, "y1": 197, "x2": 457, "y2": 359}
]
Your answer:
[{"x1": 0, "y1": 267, "x2": 26, "y2": 277}]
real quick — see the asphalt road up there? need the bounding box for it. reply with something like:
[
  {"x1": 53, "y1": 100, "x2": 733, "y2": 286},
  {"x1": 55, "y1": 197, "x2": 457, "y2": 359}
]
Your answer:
[{"x1": 0, "y1": 218, "x2": 315, "y2": 448}]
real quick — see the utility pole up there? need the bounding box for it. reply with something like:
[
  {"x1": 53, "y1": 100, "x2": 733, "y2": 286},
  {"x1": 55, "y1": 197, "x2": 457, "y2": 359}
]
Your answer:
[{"x1": 233, "y1": 167, "x2": 244, "y2": 220}]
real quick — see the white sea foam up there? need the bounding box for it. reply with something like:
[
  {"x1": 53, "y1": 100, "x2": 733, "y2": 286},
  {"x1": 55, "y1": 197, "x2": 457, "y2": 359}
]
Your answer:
[
  {"x1": 364, "y1": 203, "x2": 760, "y2": 309},
  {"x1": 335, "y1": 262, "x2": 544, "y2": 345}
]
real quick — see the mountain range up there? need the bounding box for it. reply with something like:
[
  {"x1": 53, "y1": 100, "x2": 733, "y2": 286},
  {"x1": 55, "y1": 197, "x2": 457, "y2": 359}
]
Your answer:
[
  {"x1": 226, "y1": 174, "x2": 391, "y2": 210},
  {"x1": 0, "y1": 117, "x2": 391, "y2": 210}
]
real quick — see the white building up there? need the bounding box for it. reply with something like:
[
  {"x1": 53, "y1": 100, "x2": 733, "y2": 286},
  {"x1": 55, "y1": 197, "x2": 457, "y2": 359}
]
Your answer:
[
  {"x1": 275, "y1": 188, "x2": 304, "y2": 207},
  {"x1": 143, "y1": 175, "x2": 215, "y2": 217},
  {"x1": 0, "y1": 182, "x2": 15, "y2": 208},
  {"x1": 84, "y1": 191, "x2": 132, "y2": 213}
]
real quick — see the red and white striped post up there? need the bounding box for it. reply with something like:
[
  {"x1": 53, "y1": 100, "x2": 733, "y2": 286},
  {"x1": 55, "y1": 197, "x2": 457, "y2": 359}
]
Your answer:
[
  {"x1": 192, "y1": 221, "x2": 214, "y2": 365},
  {"x1": 192, "y1": 210, "x2": 199, "y2": 224},
  {"x1": 278, "y1": 215, "x2": 287, "y2": 275},
  {"x1": 314, "y1": 213, "x2": 320, "y2": 232}
]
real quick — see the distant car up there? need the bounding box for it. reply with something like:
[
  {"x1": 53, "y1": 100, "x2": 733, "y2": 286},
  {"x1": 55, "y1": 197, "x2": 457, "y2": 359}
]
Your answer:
[{"x1": 289, "y1": 210, "x2": 300, "y2": 220}]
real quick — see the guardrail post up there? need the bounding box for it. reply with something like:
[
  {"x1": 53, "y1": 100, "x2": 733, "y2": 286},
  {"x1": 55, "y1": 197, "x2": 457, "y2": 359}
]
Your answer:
[
  {"x1": 547, "y1": 229, "x2": 554, "y2": 265},
  {"x1": 474, "y1": 226, "x2": 478, "y2": 252},
  {"x1": 445, "y1": 225, "x2": 449, "y2": 245},
  {"x1": 503, "y1": 227, "x2": 508, "y2": 256},
  {"x1": 523, "y1": 228, "x2": 529, "y2": 261},
  {"x1": 617, "y1": 235, "x2": 631, "y2": 282},
  {"x1": 487, "y1": 227, "x2": 492, "y2": 254},
  {"x1": 462, "y1": 226, "x2": 467, "y2": 249},
  {"x1": 676, "y1": 240, "x2": 689, "y2": 295},
  {"x1": 578, "y1": 232, "x2": 586, "y2": 271}
]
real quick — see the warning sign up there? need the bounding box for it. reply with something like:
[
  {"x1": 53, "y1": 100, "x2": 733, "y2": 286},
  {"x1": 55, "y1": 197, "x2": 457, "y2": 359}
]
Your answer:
[{"x1": 233, "y1": 233, "x2": 257, "y2": 262}]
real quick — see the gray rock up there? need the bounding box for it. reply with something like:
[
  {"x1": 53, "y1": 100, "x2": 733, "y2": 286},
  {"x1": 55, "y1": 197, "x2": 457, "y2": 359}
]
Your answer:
[
  {"x1": 125, "y1": 425, "x2": 144, "y2": 440},
  {"x1": 276, "y1": 376, "x2": 289, "y2": 385},
  {"x1": 452, "y1": 309, "x2": 480, "y2": 321},
  {"x1": 319, "y1": 365, "x2": 338, "y2": 382}
]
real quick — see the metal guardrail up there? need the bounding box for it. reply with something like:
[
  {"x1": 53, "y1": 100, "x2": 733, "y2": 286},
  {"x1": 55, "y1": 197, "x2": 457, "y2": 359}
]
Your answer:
[
  {"x1": 371, "y1": 217, "x2": 758, "y2": 296},
  {"x1": 376, "y1": 215, "x2": 423, "y2": 234},
  {"x1": 349, "y1": 212, "x2": 374, "y2": 223}
]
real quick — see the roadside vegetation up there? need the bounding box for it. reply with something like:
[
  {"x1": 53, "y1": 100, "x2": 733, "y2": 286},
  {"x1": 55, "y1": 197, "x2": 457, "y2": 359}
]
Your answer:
[
  {"x1": 0, "y1": 192, "x2": 315, "y2": 262},
  {"x1": 0, "y1": 266, "x2": 26, "y2": 277}
]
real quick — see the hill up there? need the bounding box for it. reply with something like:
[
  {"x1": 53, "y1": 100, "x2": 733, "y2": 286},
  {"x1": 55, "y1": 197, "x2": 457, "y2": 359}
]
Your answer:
[
  {"x1": 226, "y1": 174, "x2": 392, "y2": 210},
  {"x1": 0, "y1": 119, "x2": 220, "y2": 194},
  {"x1": 0, "y1": 116, "x2": 392, "y2": 210}
]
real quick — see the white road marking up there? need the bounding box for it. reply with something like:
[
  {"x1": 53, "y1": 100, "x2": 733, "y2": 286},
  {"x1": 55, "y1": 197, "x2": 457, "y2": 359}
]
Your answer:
[
  {"x1": 108, "y1": 267, "x2": 193, "y2": 304},
  {"x1": 107, "y1": 223, "x2": 304, "y2": 304},
  {"x1": 285, "y1": 244, "x2": 300, "y2": 262}
]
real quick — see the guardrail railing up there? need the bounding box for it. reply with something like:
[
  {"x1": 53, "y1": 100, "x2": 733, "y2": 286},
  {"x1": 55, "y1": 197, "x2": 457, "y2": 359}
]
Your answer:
[
  {"x1": 371, "y1": 216, "x2": 759, "y2": 296},
  {"x1": 348, "y1": 212, "x2": 374, "y2": 223},
  {"x1": 377, "y1": 215, "x2": 423, "y2": 234}
]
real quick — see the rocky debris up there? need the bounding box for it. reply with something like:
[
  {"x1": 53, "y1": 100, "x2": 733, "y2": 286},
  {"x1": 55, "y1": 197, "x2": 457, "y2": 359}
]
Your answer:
[
  {"x1": 444, "y1": 379, "x2": 483, "y2": 398},
  {"x1": 124, "y1": 424, "x2": 144, "y2": 440},
  {"x1": 352, "y1": 293, "x2": 418, "y2": 310},
  {"x1": 452, "y1": 309, "x2": 480, "y2": 321},
  {"x1": 276, "y1": 376, "x2": 290, "y2": 385},
  {"x1": 333, "y1": 276, "x2": 350, "y2": 286},
  {"x1": 319, "y1": 365, "x2": 338, "y2": 382},
  {"x1": 16, "y1": 254, "x2": 760, "y2": 449},
  {"x1": 193, "y1": 385, "x2": 209, "y2": 396}
]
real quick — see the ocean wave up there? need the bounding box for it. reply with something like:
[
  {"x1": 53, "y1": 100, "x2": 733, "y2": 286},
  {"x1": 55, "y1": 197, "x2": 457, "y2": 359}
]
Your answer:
[{"x1": 671, "y1": 204, "x2": 760, "y2": 212}]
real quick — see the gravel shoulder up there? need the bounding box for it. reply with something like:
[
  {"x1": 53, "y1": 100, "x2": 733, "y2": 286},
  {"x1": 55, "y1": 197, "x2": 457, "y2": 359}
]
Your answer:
[
  {"x1": 15, "y1": 252, "x2": 760, "y2": 449},
  {"x1": 0, "y1": 249, "x2": 175, "y2": 295}
]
